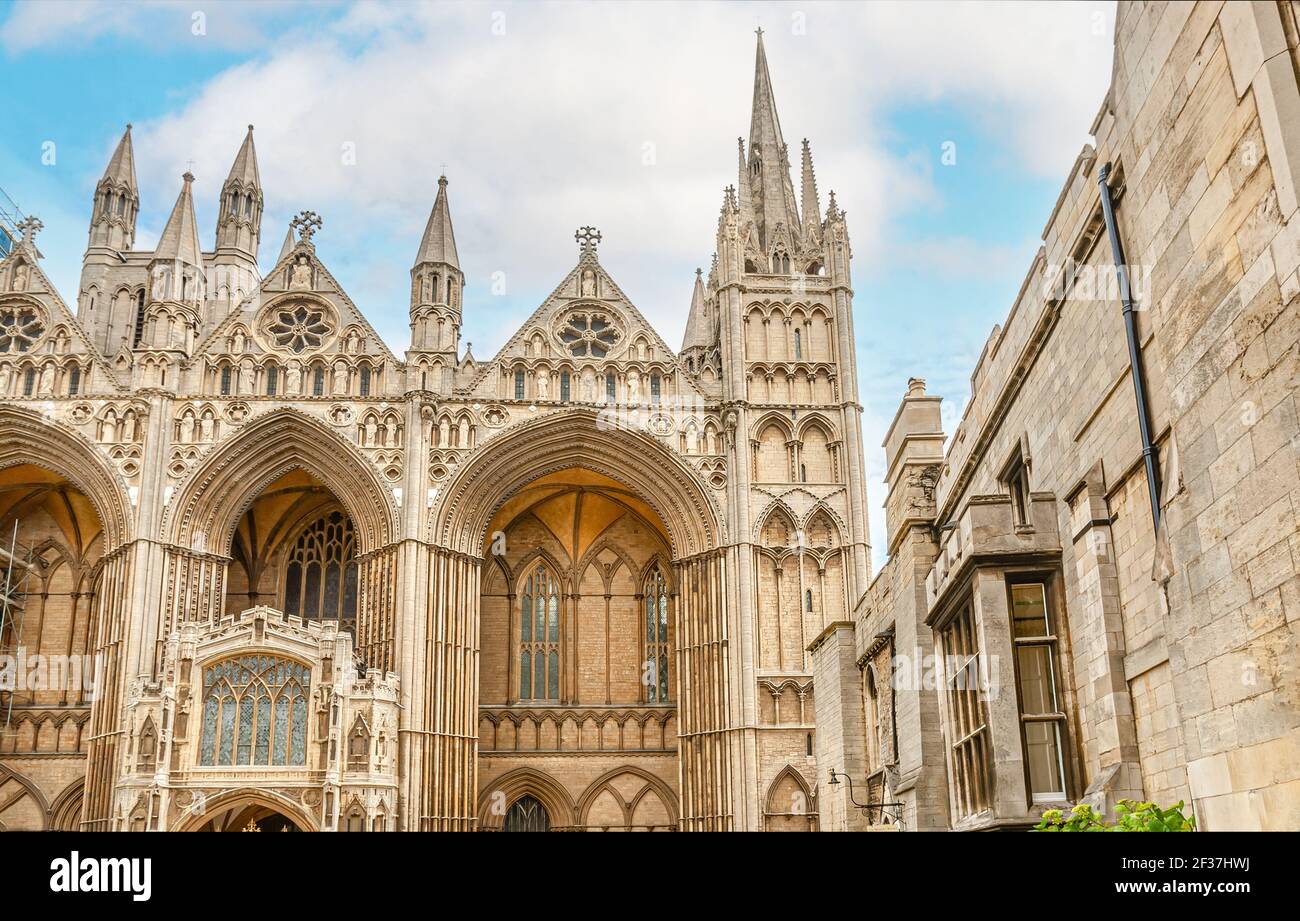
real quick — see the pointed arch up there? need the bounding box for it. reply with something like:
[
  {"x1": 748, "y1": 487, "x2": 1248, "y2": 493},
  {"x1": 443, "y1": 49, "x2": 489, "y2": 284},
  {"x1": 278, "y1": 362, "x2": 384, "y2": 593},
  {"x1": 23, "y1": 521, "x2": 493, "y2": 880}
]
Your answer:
[
  {"x1": 477, "y1": 766, "x2": 577, "y2": 831},
  {"x1": 172, "y1": 786, "x2": 320, "y2": 832},
  {"x1": 756, "y1": 501, "x2": 798, "y2": 548},
  {"x1": 165, "y1": 408, "x2": 397, "y2": 554},
  {"x1": 576, "y1": 764, "x2": 680, "y2": 830},
  {"x1": 431, "y1": 408, "x2": 720, "y2": 558},
  {"x1": 764, "y1": 764, "x2": 818, "y2": 831},
  {"x1": 0, "y1": 405, "x2": 131, "y2": 551}
]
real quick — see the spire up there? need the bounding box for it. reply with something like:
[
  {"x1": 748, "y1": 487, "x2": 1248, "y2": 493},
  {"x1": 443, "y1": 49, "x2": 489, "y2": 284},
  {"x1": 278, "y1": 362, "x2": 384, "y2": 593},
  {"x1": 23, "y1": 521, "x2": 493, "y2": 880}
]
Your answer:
[
  {"x1": 415, "y1": 174, "x2": 460, "y2": 269},
  {"x1": 746, "y1": 29, "x2": 802, "y2": 258},
  {"x1": 681, "y1": 268, "x2": 713, "y2": 353},
  {"x1": 154, "y1": 172, "x2": 205, "y2": 269},
  {"x1": 800, "y1": 138, "x2": 821, "y2": 243},
  {"x1": 89, "y1": 124, "x2": 139, "y2": 251},
  {"x1": 102, "y1": 124, "x2": 138, "y2": 192},
  {"x1": 225, "y1": 124, "x2": 261, "y2": 188},
  {"x1": 277, "y1": 224, "x2": 295, "y2": 263},
  {"x1": 214, "y1": 125, "x2": 263, "y2": 265}
]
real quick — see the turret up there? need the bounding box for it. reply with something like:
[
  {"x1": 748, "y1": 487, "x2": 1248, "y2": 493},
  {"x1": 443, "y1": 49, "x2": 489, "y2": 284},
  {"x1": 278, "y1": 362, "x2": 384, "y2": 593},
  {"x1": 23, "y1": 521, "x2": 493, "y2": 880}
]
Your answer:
[
  {"x1": 408, "y1": 174, "x2": 463, "y2": 391},
  {"x1": 88, "y1": 125, "x2": 139, "y2": 252},
  {"x1": 139, "y1": 172, "x2": 206, "y2": 379},
  {"x1": 211, "y1": 125, "x2": 263, "y2": 307}
]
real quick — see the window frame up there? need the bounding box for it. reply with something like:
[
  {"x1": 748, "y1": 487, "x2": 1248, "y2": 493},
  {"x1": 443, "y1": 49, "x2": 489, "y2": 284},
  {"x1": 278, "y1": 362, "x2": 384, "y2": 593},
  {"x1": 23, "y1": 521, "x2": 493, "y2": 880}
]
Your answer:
[{"x1": 1005, "y1": 575, "x2": 1072, "y2": 805}]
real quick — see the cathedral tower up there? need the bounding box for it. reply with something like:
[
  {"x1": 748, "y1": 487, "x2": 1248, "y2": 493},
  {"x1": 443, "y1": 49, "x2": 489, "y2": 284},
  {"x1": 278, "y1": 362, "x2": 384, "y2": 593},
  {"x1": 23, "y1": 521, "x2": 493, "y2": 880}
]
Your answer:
[
  {"x1": 211, "y1": 125, "x2": 264, "y2": 316},
  {"x1": 711, "y1": 29, "x2": 874, "y2": 829},
  {"x1": 88, "y1": 124, "x2": 139, "y2": 253},
  {"x1": 137, "y1": 172, "x2": 206, "y2": 386},
  {"x1": 407, "y1": 174, "x2": 463, "y2": 392}
]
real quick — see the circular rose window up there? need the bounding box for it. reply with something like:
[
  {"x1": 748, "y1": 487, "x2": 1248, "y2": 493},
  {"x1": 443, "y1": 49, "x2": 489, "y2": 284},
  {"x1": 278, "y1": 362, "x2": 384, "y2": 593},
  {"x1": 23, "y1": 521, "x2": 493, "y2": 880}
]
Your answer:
[
  {"x1": 558, "y1": 310, "x2": 620, "y2": 359},
  {"x1": 0, "y1": 305, "x2": 45, "y2": 353},
  {"x1": 263, "y1": 301, "x2": 333, "y2": 354}
]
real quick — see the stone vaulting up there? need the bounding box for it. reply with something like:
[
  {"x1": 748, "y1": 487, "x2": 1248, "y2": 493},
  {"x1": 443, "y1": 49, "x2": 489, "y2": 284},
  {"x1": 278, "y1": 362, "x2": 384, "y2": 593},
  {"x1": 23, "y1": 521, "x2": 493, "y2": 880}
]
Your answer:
[{"x1": 2, "y1": 5, "x2": 1300, "y2": 832}]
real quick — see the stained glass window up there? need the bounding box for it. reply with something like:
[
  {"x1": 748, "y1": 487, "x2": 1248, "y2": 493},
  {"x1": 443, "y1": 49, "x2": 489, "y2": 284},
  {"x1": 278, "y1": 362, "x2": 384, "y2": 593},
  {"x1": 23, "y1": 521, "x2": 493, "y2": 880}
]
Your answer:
[
  {"x1": 283, "y1": 511, "x2": 358, "y2": 632},
  {"x1": 0, "y1": 306, "x2": 45, "y2": 353},
  {"x1": 645, "y1": 567, "x2": 670, "y2": 703},
  {"x1": 518, "y1": 563, "x2": 560, "y2": 700},
  {"x1": 198, "y1": 655, "x2": 310, "y2": 767}
]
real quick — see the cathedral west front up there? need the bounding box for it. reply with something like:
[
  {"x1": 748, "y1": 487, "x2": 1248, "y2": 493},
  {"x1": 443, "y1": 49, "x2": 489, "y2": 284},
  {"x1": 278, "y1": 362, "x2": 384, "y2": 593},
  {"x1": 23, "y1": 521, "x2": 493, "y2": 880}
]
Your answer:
[{"x1": 3, "y1": 3, "x2": 1300, "y2": 834}]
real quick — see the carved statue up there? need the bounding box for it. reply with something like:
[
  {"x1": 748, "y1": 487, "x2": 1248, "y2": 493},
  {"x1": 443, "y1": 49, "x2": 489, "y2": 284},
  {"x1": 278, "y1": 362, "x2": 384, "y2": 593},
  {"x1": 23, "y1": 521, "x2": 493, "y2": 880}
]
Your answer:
[
  {"x1": 200, "y1": 411, "x2": 215, "y2": 442},
  {"x1": 537, "y1": 371, "x2": 549, "y2": 400},
  {"x1": 289, "y1": 255, "x2": 312, "y2": 290},
  {"x1": 580, "y1": 268, "x2": 597, "y2": 297},
  {"x1": 37, "y1": 363, "x2": 54, "y2": 395},
  {"x1": 333, "y1": 361, "x2": 348, "y2": 394},
  {"x1": 365, "y1": 418, "x2": 378, "y2": 446}
]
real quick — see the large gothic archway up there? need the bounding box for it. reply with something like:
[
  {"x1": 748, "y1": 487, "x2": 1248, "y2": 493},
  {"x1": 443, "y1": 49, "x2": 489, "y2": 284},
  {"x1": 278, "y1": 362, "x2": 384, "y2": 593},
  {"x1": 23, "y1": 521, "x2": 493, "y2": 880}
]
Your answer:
[{"x1": 415, "y1": 409, "x2": 735, "y2": 831}]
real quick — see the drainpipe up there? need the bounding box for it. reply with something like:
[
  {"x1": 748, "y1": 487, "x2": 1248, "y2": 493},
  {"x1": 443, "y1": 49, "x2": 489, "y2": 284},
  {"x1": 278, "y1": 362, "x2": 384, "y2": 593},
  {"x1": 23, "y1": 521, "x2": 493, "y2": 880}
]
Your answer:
[{"x1": 1098, "y1": 162, "x2": 1161, "y2": 531}]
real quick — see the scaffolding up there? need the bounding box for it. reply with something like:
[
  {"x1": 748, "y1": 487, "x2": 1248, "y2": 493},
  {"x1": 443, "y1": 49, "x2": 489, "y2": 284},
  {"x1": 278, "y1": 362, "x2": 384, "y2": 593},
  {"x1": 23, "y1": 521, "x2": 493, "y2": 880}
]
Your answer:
[
  {"x1": 0, "y1": 184, "x2": 23, "y2": 258},
  {"x1": 0, "y1": 519, "x2": 36, "y2": 734}
]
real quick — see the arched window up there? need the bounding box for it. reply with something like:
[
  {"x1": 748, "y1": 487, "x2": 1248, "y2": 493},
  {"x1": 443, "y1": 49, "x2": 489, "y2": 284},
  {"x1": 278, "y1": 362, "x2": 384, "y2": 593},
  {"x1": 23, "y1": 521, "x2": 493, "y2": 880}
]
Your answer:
[
  {"x1": 265, "y1": 363, "x2": 278, "y2": 396},
  {"x1": 502, "y1": 795, "x2": 550, "y2": 832},
  {"x1": 220, "y1": 364, "x2": 232, "y2": 395},
  {"x1": 518, "y1": 563, "x2": 560, "y2": 700},
  {"x1": 359, "y1": 366, "x2": 371, "y2": 397},
  {"x1": 644, "y1": 566, "x2": 670, "y2": 703},
  {"x1": 22, "y1": 367, "x2": 34, "y2": 396},
  {"x1": 805, "y1": 589, "x2": 814, "y2": 613},
  {"x1": 559, "y1": 371, "x2": 570, "y2": 403},
  {"x1": 198, "y1": 654, "x2": 310, "y2": 767},
  {"x1": 67, "y1": 366, "x2": 81, "y2": 396},
  {"x1": 312, "y1": 366, "x2": 325, "y2": 396},
  {"x1": 514, "y1": 368, "x2": 525, "y2": 400},
  {"x1": 132, "y1": 291, "x2": 146, "y2": 347},
  {"x1": 794, "y1": 328, "x2": 802, "y2": 360},
  {"x1": 605, "y1": 374, "x2": 616, "y2": 403},
  {"x1": 650, "y1": 374, "x2": 661, "y2": 404},
  {"x1": 283, "y1": 511, "x2": 359, "y2": 632}
]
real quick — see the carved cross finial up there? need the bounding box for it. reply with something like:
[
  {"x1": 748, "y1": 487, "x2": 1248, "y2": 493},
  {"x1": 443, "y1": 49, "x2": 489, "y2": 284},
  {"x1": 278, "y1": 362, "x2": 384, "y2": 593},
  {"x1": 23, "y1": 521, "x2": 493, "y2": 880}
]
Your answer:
[
  {"x1": 575, "y1": 225, "x2": 602, "y2": 257},
  {"x1": 291, "y1": 210, "x2": 323, "y2": 245},
  {"x1": 756, "y1": 26, "x2": 764, "y2": 37},
  {"x1": 15, "y1": 216, "x2": 43, "y2": 249}
]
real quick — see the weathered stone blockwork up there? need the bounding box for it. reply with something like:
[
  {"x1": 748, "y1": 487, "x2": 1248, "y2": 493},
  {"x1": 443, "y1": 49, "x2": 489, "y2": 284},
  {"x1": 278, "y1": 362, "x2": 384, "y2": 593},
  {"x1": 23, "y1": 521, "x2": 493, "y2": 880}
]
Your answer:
[{"x1": 857, "y1": 0, "x2": 1300, "y2": 831}]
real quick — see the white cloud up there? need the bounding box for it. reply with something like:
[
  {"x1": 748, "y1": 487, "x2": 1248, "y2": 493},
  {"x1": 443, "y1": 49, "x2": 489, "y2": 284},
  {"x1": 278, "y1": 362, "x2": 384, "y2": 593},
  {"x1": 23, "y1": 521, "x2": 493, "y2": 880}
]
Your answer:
[{"x1": 114, "y1": 0, "x2": 1112, "y2": 366}]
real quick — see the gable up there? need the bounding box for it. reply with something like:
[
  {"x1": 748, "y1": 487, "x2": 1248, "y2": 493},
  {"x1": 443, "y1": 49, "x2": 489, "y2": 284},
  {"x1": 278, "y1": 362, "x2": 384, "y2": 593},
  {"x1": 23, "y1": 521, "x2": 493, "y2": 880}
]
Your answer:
[
  {"x1": 461, "y1": 255, "x2": 705, "y2": 401},
  {"x1": 194, "y1": 241, "x2": 398, "y2": 365}
]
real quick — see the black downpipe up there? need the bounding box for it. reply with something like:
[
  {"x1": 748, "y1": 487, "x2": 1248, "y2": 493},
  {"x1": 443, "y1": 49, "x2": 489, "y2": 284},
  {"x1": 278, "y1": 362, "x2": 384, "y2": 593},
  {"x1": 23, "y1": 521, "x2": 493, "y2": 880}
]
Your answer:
[{"x1": 1098, "y1": 162, "x2": 1161, "y2": 532}]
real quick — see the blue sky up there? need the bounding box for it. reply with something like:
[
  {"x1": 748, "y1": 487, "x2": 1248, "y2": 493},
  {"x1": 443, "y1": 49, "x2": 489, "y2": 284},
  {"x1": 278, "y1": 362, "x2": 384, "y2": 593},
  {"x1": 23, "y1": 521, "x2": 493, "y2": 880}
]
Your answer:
[{"x1": 0, "y1": 0, "x2": 1117, "y2": 567}]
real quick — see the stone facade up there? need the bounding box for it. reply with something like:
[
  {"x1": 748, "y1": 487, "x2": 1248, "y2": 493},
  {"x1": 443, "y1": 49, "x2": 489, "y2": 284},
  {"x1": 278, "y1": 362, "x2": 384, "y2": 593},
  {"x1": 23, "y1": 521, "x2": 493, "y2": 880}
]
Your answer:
[
  {"x1": 858, "y1": 0, "x2": 1300, "y2": 832},
  {"x1": 0, "y1": 33, "x2": 866, "y2": 831}
]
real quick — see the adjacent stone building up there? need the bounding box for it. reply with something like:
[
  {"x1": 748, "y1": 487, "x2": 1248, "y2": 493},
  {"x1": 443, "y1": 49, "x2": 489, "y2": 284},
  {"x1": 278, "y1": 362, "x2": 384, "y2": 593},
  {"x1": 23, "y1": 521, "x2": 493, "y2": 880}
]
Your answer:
[{"x1": 858, "y1": 0, "x2": 1300, "y2": 832}]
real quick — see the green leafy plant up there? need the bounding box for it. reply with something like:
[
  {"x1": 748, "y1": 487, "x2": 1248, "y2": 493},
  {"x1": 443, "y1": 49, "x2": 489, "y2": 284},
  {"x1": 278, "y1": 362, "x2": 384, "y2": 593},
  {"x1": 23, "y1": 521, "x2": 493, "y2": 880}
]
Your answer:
[{"x1": 1032, "y1": 799, "x2": 1195, "y2": 832}]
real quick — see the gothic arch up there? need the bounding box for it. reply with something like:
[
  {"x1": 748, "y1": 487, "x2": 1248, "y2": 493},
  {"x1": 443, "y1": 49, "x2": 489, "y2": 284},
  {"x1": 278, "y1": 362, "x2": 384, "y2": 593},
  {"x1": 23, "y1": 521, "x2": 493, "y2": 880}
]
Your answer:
[
  {"x1": 477, "y1": 766, "x2": 577, "y2": 831},
  {"x1": 576, "y1": 765, "x2": 680, "y2": 830},
  {"x1": 48, "y1": 777, "x2": 85, "y2": 831},
  {"x1": 763, "y1": 765, "x2": 818, "y2": 831},
  {"x1": 0, "y1": 405, "x2": 132, "y2": 551},
  {"x1": 0, "y1": 764, "x2": 50, "y2": 831},
  {"x1": 430, "y1": 409, "x2": 720, "y2": 558},
  {"x1": 172, "y1": 786, "x2": 321, "y2": 832},
  {"x1": 165, "y1": 408, "x2": 398, "y2": 554}
]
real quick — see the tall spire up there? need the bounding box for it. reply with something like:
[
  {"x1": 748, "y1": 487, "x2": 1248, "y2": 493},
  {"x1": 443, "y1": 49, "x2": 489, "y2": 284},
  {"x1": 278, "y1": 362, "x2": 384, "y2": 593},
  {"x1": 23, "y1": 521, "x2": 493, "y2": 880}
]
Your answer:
[
  {"x1": 88, "y1": 124, "x2": 139, "y2": 251},
  {"x1": 225, "y1": 124, "x2": 261, "y2": 188},
  {"x1": 214, "y1": 124, "x2": 263, "y2": 267},
  {"x1": 681, "y1": 267, "x2": 713, "y2": 353},
  {"x1": 154, "y1": 172, "x2": 205, "y2": 269},
  {"x1": 800, "y1": 138, "x2": 821, "y2": 244},
  {"x1": 415, "y1": 174, "x2": 460, "y2": 269},
  {"x1": 102, "y1": 124, "x2": 138, "y2": 193},
  {"x1": 746, "y1": 28, "x2": 801, "y2": 258}
]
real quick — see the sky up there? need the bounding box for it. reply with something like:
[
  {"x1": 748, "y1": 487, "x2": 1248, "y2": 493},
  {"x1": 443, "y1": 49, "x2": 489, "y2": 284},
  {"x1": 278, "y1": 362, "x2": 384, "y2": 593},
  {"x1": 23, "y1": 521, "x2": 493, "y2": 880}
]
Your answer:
[{"x1": 0, "y1": 0, "x2": 1118, "y2": 570}]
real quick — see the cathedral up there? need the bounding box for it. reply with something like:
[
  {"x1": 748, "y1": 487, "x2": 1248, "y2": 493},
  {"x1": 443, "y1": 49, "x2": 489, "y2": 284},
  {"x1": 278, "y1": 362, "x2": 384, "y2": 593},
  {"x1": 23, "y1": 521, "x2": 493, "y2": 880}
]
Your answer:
[
  {"x1": 0, "y1": 32, "x2": 867, "y2": 832},
  {"x1": 4, "y1": 1, "x2": 1300, "y2": 834}
]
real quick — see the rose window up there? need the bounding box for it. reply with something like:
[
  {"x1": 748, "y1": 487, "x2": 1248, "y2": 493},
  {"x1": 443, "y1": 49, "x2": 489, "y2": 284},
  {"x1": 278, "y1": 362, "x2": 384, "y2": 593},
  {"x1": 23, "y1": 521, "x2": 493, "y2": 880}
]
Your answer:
[
  {"x1": 0, "y1": 306, "x2": 45, "y2": 353},
  {"x1": 559, "y1": 311, "x2": 619, "y2": 358},
  {"x1": 266, "y1": 303, "x2": 331, "y2": 353}
]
